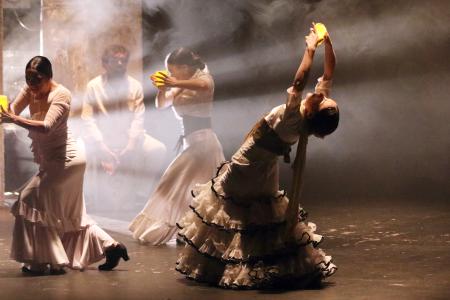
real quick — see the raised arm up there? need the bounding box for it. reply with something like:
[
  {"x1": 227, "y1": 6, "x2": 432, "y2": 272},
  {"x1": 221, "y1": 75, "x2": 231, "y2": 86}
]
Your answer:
[
  {"x1": 155, "y1": 75, "x2": 211, "y2": 109},
  {"x1": 286, "y1": 28, "x2": 319, "y2": 109},
  {"x1": 159, "y1": 71, "x2": 210, "y2": 91},
  {"x1": 322, "y1": 34, "x2": 336, "y2": 81},
  {"x1": 155, "y1": 87, "x2": 181, "y2": 109}
]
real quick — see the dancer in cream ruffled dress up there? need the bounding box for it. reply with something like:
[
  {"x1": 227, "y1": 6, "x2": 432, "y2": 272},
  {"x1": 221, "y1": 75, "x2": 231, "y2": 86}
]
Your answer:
[
  {"x1": 1, "y1": 56, "x2": 129, "y2": 275},
  {"x1": 176, "y1": 25, "x2": 339, "y2": 288}
]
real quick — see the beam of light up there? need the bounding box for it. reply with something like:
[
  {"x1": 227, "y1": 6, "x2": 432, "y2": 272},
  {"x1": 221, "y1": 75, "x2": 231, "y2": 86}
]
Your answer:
[{"x1": 40, "y1": 0, "x2": 43, "y2": 55}]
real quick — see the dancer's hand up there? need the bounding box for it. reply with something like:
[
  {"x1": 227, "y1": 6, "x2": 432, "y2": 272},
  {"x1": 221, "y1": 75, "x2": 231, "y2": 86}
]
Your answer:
[
  {"x1": 156, "y1": 72, "x2": 179, "y2": 87},
  {"x1": 101, "y1": 160, "x2": 118, "y2": 176},
  {"x1": 100, "y1": 143, "x2": 119, "y2": 175},
  {"x1": 151, "y1": 75, "x2": 167, "y2": 91},
  {"x1": 305, "y1": 24, "x2": 319, "y2": 51},
  {"x1": 0, "y1": 106, "x2": 16, "y2": 123}
]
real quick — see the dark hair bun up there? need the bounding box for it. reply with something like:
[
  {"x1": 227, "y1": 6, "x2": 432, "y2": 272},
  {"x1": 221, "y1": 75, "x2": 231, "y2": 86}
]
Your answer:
[
  {"x1": 167, "y1": 47, "x2": 205, "y2": 70},
  {"x1": 309, "y1": 107, "x2": 339, "y2": 137},
  {"x1": 26, "y1": 56, "x2": 53, "y2": 79}
]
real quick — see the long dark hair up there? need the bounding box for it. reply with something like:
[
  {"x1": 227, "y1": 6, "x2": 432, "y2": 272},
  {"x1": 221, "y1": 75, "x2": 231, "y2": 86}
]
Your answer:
[
  {"x1": 166, "y1": 47, "x2": 205, "y2": 70},
  {"x1": 25, "y1": 56, "x2": 53, "y2": 79}
]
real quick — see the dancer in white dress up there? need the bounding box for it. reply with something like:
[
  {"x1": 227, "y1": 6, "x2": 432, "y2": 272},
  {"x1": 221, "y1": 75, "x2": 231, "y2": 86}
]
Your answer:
[
  {"x1": 1, "y1": 56, "x2": 129, "y2": 275},
  {"x1": 176, "y1": 26, "x2": 339, "y2": 288},
  {"x1": 129, "y1": 48, "x2": 225, "y2": 245}
]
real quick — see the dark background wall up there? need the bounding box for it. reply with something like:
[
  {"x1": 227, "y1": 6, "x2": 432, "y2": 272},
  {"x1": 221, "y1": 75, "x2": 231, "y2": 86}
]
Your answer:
[{"x1": 141, "y1": 0, "x2": 450, "y2": 205}]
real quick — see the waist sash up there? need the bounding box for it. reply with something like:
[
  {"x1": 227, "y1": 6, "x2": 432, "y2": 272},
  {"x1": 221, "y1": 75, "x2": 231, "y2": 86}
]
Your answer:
[
  {"x1": 175, "y1": 116, "x2": 212, "y2": 153},
  {"x1": 182, "y1": 116, "x2": 211, "y2": 136},
  {"x1": 250, "y1": 118, "x2": 292, "y2": 163}
]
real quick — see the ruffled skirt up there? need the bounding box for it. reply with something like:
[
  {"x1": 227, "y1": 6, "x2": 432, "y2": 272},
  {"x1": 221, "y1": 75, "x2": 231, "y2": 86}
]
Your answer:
[
  {"x1": 176, "y1": 137, "x2": 336, "y2": 289},
  {"x1": 129, "y1": 129, "x2": 225, "y2": 245},
  {"x1": 10, "y1": 142, "x2": 116, "y2": 269}
]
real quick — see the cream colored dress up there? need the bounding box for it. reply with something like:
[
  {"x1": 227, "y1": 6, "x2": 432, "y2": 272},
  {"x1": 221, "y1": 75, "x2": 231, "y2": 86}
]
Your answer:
[
  {"x1": 175, "y1": 78, "x2": 337, "y2": 288},
  {"x1": 10, "y1": 84, "x2": 116, "y2": 269},
  {"x1": 129, "y1": 68, "x2": 225, "y2": 245}
]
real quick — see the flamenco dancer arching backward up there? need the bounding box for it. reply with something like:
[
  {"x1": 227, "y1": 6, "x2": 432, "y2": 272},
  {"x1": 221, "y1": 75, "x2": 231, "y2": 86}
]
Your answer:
[{"x1": 175, "y1": 24, "x2": 340, "y2": 289}]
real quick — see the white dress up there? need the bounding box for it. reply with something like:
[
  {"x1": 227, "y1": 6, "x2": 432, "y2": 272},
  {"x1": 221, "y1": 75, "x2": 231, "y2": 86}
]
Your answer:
[
  {"x1": 175, "y1": 78, "x2": 337, "y2": 288},
  {"x1": 129, "y1": 69, "x2": 225, "y2": 245},
  {"x1": 10, "y1": 84, "x2": 116, "y2": 269}
]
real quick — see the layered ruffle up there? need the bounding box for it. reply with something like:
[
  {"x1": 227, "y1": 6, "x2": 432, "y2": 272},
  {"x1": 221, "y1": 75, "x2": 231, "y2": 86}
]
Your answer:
[
  {"x1": 11, "y1": 216, "x2": 112, "y2": 269},
  {"x1": 178, "y1": 211, "x2": 322, "y2": 263},
  {"x1": 183, "y1": 161, "x2": 308, "y2": 232},
  {"x1": 11, "y1": 198, "x2": 84, "y2": 233},
  {"x1": 183, "y1": 182, "x2": 289, "y2": 232},
  {"x1": 61, "y1": 224, "x2": 115, "y2": 269},
  {"x1": 176, "y1": 161, "x2": 336, "y2": 289},
  {"x1": 11, "y1": 216, "x2": 70, "y2": 267},
  {"x1": 176, "y1": 246, "x2": 337, "y2": 289}
]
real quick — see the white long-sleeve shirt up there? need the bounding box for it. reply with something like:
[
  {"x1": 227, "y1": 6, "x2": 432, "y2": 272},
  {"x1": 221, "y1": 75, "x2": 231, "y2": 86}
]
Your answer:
[{"x1": 81, "y1": 74, "x2": 145, "y2": 149}]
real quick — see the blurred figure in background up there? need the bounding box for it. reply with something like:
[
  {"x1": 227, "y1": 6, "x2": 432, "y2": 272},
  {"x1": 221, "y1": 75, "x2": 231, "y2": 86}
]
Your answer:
[
  {"x1": 81, "y1": 45, "x2": 166, "y2": 215},
  {"x1": 129, "y1": 48, "x2": 224, "y2": 245}
]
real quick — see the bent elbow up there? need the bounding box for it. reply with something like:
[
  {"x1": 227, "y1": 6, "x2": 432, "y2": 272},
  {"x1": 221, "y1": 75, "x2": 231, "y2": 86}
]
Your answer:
[
  {"x1": 42, "y1": 126, "x2": 51, "y2": 134},
  {"x1": 41, "y1": 121, "x2": 53, "y2": 134},
  {"x1": 200, "y1": 82, "x2": 208, "y2": 90}
]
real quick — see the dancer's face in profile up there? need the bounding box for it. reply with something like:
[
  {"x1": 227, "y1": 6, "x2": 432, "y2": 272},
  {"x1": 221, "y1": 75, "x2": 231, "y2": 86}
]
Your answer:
[
  {"x1": 103, "y1": 52, "x2": 128, "y2": 77},
  {"x1": 25, "y1": 69, "x2": 51, "y2": 96},
  {"x1": 167, "y1": 64, "x2": 195, "y2": 80},
  {"x1": 303, "y1": 92, "x2": 337, "y2": 119}
]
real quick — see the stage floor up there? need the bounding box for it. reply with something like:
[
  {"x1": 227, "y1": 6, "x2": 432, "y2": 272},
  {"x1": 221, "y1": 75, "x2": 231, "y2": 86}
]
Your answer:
[{"x1": 0, "y1": 200, "x2": 449, "y2": 300}]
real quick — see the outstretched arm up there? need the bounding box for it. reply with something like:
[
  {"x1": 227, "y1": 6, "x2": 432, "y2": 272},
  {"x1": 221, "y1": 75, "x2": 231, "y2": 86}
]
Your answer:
[
  {"x1": 0, "y1": 86, "x2": 47, "y2": 132},
  {"x1": 1, "y1": 90, "x2": 70, "y2": 133},
  {"x1": 322, "y1": 34, "x2": 336, "y2": 81},
  {"x1": 286, "y1": 28, "x2": 319, "y2": 109},
  {"x1": 1, "y1": 110, "x2": 48, "y2": 132}
]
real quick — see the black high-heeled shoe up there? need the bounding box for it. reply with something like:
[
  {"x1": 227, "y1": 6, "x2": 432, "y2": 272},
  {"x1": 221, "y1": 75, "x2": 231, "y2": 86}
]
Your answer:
[
  {"x1": 49, "y1": 267, "x2": 66, "y2": 275},
  {"x1": 98, "y1": 243, "x2": 130, "y2": 271},
  {"x1": 21, "y1": 266, "x2": 46, "y2": 276}
]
